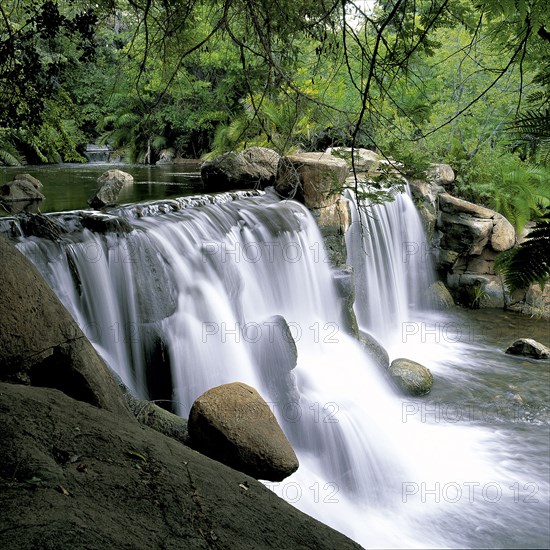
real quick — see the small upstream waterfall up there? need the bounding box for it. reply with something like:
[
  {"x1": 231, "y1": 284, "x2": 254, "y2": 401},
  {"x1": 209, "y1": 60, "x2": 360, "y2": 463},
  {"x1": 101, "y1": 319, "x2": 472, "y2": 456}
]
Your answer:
[
  {"x1": 5, "y1": 189, "x2": 548, "y2": 548},
  {"x1": 345, "y1": 186, "x2": 434, "y2": 349}
]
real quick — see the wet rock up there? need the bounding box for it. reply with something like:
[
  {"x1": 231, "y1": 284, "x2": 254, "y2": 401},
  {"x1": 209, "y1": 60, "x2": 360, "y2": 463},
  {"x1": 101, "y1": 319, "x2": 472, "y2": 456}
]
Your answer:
[
  {"x1": 250, "y1": 315, "x2": 300, "y2": 406},
  {"x1": 505, "y1": 338, "x2": 550, "y2": 359},
  {"x1": 427, "y1": 281, "x2": 455, "y2": 309},
  {"x1": 14, "y1": 173, "x2": 43, "y2": 190},
  {"x1": 19, "y1": 213, "x2": 67, "y2": 240},
  {"x1": 388, "y1": 358, "x2": 433, "y2": 396},
  {"x1": 0, "y1": 179, "x2": 45, "y2": 202},
  {"x1": 88, "y1": 169, "x2": 133, "y2": 208},
  {"x1": 201, "y1": 147, "x2": 280, "y2": 191},
  {"x1": 188, "y1": 382, "x2": 299, "y2": 481},
  {"x1": 333, "y1": 266, "x2": 359, "y2": 335},
  {"x1": 0, "y1": 382, "x2": 361, "y2": 550},
  {"x1": 80, "y1": 212, "x2": 133, "y2": 234},
  {"x1": 358, "y1": 330, "x2": 390, "y2": 370},
  {"x1": 0, "y1": 236, "x2": 131, "y2": 418}
]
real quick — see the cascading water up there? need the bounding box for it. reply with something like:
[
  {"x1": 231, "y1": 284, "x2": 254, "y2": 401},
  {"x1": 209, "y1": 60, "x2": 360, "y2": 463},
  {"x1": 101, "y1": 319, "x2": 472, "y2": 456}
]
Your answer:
[
  {"x1": 345, "y1": 186, "x2": 433, "y2": 349},
  {"x1": 5, "y1": 188, "x2": 548, "y2": 549}
]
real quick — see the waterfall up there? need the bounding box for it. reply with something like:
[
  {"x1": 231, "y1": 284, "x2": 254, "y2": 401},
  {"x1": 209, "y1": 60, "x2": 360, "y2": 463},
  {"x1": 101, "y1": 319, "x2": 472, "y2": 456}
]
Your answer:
[
  {"x1": 345, "y1": 186, "x2": 434, "y2": 349},
  {"x1": 6, "y1": 189, "x2": 547, "y2": 548}
]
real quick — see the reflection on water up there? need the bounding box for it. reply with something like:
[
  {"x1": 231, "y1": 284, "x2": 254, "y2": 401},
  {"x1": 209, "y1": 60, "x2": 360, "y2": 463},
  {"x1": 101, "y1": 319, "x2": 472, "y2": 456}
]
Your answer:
[{"x1": 0, "y1": 162, "x2": 204, "y2": 214}]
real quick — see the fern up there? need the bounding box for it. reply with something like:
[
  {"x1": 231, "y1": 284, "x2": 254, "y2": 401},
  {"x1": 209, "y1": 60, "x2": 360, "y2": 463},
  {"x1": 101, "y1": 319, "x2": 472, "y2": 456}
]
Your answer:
[{"x1": 495, "y1": 209, "x2": 550, "y2": 291}]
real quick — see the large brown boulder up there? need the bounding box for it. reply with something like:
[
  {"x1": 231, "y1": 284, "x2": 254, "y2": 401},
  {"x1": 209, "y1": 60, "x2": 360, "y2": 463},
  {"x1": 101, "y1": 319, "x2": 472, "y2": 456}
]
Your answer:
[
  {"x1": 188, "y1": 382, "x2": 299, "y2": 481},
  {"x1": 0, "y1": 236, "x2": 130, "y2": 418},
  {"x1": 275, "y1": 152, "x2": 348, "y2": 208},
  {"x1": 201, "y1": 147, "x2": 280, "y2": 191},
  {"x1": 0, "y1": 382, "x2": 361, "y2": 550},
  {"x1": 88, "y1": 169, "x2": 133, "y2": 208}
]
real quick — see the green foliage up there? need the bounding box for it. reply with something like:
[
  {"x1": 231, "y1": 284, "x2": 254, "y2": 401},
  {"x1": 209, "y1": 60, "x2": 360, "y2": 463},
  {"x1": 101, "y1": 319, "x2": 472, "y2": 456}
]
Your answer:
[
  {"x1": 453, "y1": 152, "x2": 550, "y2": 231},
  {"x1": 495, "y1": 209, "x2": 550, "y2": 291}
]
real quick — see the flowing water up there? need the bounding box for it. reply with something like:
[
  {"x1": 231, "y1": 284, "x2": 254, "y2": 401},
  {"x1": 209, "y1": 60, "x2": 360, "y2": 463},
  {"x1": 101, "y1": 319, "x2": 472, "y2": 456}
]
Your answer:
[
  {"x1": 3, "y1": 185, "x2": 548, "y2": 549},
  {"x1": 0, "y1": 162, "x2": 203, "y2": 214}
]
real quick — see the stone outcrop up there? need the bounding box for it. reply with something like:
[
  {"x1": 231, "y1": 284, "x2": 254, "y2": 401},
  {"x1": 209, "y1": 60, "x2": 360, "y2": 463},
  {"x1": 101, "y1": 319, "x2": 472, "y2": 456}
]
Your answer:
[
  {"x1": 0, "y1": 235, "x2": 131, "y2": 418},
  {"x1": 426, "y1": 281, "x2": 455, "y2": 309},
  {"x1": 201, "y1": 147, "x2": 280, "y2": 192},
  {"x1": 275, "y1": 152, "x2": 350, "y2": 266},
  {"x1": 0, "y1": 177, "x2": 45, "y2": 203},
  {"x1": 410, "y1": 174, "x2": 520, "y2": 308},
  {"x1": 80, "y1": 212, "x2": 133, "y2": 234},
  {"x1": 0, "y1": 383, "x2": 361, "y2": 550},
  {"x1": 358, "y1": 330, "x2": 390, "y2": 370},
  {"x1": 436, "y1": 193, "x2": 516, "y2": 308},
  {"x1": 250, "y1": 315, "x2": 300, "y2": 407},
  {"x1": 275, "y1": 152, "x2": 348, "y2": 207},
  {"x1": 505, "y1": 338, "x2": 550, "y2": 359},
  {"x1": 0, "y1": 235, "x2": 361, "y2": 549},
  {"x1": 427, "y1": 163, "x2": 455, "y2": 187},
  {"x1": 88, "y1": 169, "x2": 133, "y2": 208},
  {"x1": 188, "y1": 382, "x2": 299, "y2": 481},
  {"x1": 388, "y1": 358, "x2": 433, "y2": 396},
  {"x1": 14, "y1": 173, "x2": 43, "y2": 189}
]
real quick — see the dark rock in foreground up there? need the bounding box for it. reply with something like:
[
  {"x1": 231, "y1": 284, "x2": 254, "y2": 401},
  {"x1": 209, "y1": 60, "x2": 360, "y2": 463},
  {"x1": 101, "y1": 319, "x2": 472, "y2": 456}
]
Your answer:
[
  {"x1": 188, "y1": 382, "x2": 299, "y2": 481},
  {"x1": 505, "y1": 338, "x2": 550, "y2": 359},
  {"x1": 0, "y1": 236, "x2": 130, "y2": 418},
  {"x1": 0, "y1": 383, "x2": 361, "y2": 550}
]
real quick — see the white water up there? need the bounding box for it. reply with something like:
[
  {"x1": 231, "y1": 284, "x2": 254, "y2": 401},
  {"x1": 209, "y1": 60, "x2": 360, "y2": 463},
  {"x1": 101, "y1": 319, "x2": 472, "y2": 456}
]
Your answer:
[{"x1": 8, "y1": 189, "x2": 549, "y2": 548}]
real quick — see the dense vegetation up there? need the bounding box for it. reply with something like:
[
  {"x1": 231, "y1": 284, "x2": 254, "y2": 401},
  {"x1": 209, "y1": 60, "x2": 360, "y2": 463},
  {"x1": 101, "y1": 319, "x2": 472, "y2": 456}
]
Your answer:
[{"x1": 1, "y1": 0, "x2": 549, "y2": 229}]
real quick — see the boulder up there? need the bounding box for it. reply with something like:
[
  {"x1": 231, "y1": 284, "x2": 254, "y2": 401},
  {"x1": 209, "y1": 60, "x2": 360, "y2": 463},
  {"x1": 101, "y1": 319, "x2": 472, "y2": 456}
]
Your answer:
[
  {"x1": 275, "y1": 152, "x2": 348, "y2": 208},
  {"x1": 505, "y1": 338, "x2": 550, "y2": 359},
  {"x1": 0, "y1": 383, "x2": 361, "y2": 550},
  {"x1": 201, "y1": 147, "x2": 280, "y2": 191},
  {"x1": 491, "y1": 214, "x2": 516, "y2": 252},
  {"x1": 438, "y1": 212, "x2": 492, "y2": 256},
  {"x1": 0, "y1": 179, "x2": 45, "y2": 202},
  {"x1": 388, "y1": 358, "x2": 433, "y2": 396},
  {"x1": 250, "y1": 315, "x2": 300, "y2": 407},
  {"x1": 427, "y1": 164, "x2": 455, "y2": 186},
  {"x1": 447, "y1": 273, "x2": 506, "y2": 309},
  {"x1": 426, "y1": 281, "x2": 455, "y2": 309},
  {"x1": 88, "y1": 169, "x2": 133, "y2": 208},
  {"x1": 439, "y1": 193, "x2": 495, "y2": 219},
  {"x1": 188, "y1": 382, "x2": 299, "y2": 481},
  {"x1": 315, "y1": 198, "x2": 352, "y2": 267},
  {"x1": 14, "y1": 173, "x2": 43, "y2": 190},
  {"x1": 333, "y1": 266, "x2": 359, "y2": 335},
  {"x1": 0, "y1": 236, "x2": 131, "y2": 418}
]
